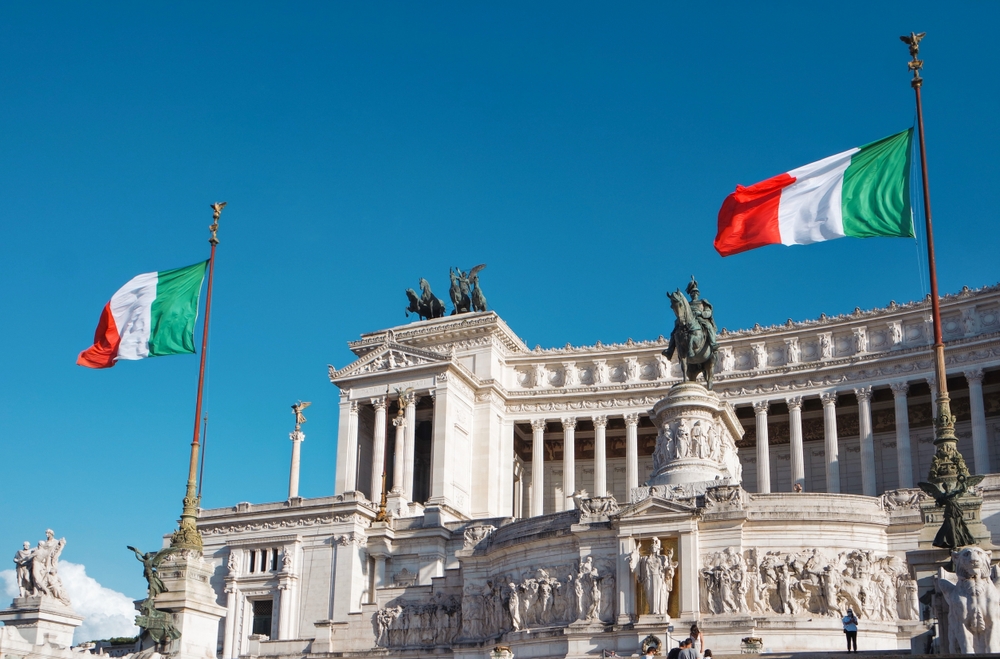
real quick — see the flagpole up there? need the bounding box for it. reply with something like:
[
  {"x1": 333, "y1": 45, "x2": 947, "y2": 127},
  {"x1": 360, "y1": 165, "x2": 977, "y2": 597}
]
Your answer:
[
  {"x1": 901, "y1": 33, "x2": 966, "y2": 490},
  {"x1": 171, "y1": 201, "x2": 226, "y2": 551}
]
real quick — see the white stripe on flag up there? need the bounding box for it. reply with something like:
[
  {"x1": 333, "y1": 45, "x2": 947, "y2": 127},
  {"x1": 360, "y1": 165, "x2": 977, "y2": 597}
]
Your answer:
[
  {"x1": 777, "y1": 147, "x2": 858, "y2": 246},
  {"x1": 109, "y1": 272, "x2": 158, "y2": 360}
]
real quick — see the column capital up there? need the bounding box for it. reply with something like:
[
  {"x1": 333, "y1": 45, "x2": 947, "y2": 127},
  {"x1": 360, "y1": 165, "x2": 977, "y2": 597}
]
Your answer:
[
  {"x1": 624, "y1": 413, "x2": 640, "y2": 427},
  {"x1": 561, "y1": 417, "x2": 577, "y2": 431},
  {"x1": 592, "y1": 415, "x2": 608, "y2": 428},
  {"x1": 400, "y1": 390, "x2": 417, "y2": 407},
  {"x1": 531, "y1": 419, "x2": 547, "y2": 432},
  {"x1": 965, "y1": 368, "x2": 985, "y2": 384},
  {"x1": 371, "y1": 396, "x2": 388, "y2": 410},
  {"x1": 350, "y1": 400, "x2": 360, "y2": 414},
  {"x1": 853, "y1": 386, "x2": 873, "y2": 403},
  {"x1": 785, "y1": 396, "x2": 803, "y2": 410},
  {"x1": 890, "y1": 381, "x2": 909, "y2": 397},
  {"x1": 753, "y1": 400, "x2": 769, "y2": 415},
  {"x1": 392, "y1": 416, "x2": 405, "y2": 428},
  {"x1": 289, "y1": 430, "x2": 305, "y2": 442},
  {"x1": 820, "y1": 392, "x2": 838, "y2": 406}
]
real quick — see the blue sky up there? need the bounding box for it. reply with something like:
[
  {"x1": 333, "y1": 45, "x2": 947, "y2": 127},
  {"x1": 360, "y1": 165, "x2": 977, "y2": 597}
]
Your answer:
[{"x1": 1, "y1": 3, "x2": 997, "y2": 603}]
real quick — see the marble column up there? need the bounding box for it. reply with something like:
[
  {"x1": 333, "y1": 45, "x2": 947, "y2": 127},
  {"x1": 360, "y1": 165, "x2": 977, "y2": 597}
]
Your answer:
[
  {"x1": 625, "y1": 413, "x2": 640, "y2": 499},
  {"x1": 288, "y1": 430, "x2": 305, "y2": 499},
  {"x1": 340, "y1": 400, "x2": 360, "y2": 493},
  {"x1": 531, "y1": 419, "x2": 546, "y2": 517},
  {"x1": 391, "y1": 416, "x2": 405, "y2": 494},
  {"x1": 855, "y1": 386, "x2": 876, "y2": 496},
  {"x1": 593, "y1": 415, "x2": 608, "y2": 497},
  {"x1": 561, "y1": 418, "x2": 576, "y2": 512},
  {"x1": 966, "y1": 369, "x2": 990, "y2": 474},
  {"x1": 402, "y1": 393, "x2": 417, "y2": 500},
  {"x1": 786, "y1": 397, "x2": 805, "y2": 491},
  {"x1": 821, "y1": 393, "x2": 841, "y2": 494},
  {"x1": 890, "y1": 382, "x2": 914, "y2": 489},
  {"x1": 370, "y1": 397, "x2": 388, "y2": 502},
  {"x1": 754, "y1": 401, "x2": 771, "y2": 494}
]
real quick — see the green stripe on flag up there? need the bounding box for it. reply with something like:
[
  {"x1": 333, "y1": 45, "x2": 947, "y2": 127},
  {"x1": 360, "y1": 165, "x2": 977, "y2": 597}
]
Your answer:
[
  {"x1": 841, "y1": 128, "x2": 914, "y2": 239},
  {"x1": 148, "y1": 261, "x2": 208, "y2": 357}
]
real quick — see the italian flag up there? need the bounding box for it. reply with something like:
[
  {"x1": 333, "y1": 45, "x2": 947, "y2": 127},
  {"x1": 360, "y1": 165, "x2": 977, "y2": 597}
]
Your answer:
[
  {"x1": 77, "y1": 261, "x2": 208, "y2": 369},
  {"x1": 714, "y1": 129, "x2": 914, "y2": 257}
]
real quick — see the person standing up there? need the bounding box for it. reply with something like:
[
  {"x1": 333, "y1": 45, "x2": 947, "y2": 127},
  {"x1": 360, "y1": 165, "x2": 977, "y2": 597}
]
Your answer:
[
  {"x1": 842, "y1": 607, "x2": 859, "y2": 652},
  {"x1": 689, "y1": 624, "x2": 705, "y2": 656},
  {"x1": 678, "y1": 638, "x2": 698, "y2": 659}
]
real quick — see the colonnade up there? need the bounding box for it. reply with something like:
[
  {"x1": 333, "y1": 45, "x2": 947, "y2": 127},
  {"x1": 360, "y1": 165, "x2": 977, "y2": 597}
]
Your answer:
[
  {"x1": 523, "y1": 413, "x2": 642, "y2": 517},
  {"x1": 515, "y1": 369, "x2": 993, "y2": 515},
  {"x1": 743, "y1": 369, "x2": 991, "y2": 496},
  {"x1": 339, "y1": 392, "x2": 421, "y2": 502}
]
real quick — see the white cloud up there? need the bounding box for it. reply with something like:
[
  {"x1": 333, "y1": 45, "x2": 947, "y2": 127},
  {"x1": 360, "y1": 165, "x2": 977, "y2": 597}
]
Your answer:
[{"x1": 0, "y1": 562, "x2": 139, "y2": 645}]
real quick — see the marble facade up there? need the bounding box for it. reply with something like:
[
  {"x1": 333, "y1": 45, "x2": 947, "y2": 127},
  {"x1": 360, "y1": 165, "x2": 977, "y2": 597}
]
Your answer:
[{"x1": 186, "y1": 283, "x2": 1000, "y2": 657}]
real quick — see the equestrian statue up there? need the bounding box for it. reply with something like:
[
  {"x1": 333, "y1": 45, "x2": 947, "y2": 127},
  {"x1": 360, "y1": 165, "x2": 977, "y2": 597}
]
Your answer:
[{"x1": 663, "y1": 276, "x2": 719, "y2": 389}]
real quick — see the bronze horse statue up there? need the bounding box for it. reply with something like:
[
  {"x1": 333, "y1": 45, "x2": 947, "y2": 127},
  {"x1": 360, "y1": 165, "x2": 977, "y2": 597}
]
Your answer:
[
  {"x1": 664, "y1": 289, "x2": 716, "y2": 389},
  {"x1": 405, "y1": 278, "x2": 446, "y2": 321}
]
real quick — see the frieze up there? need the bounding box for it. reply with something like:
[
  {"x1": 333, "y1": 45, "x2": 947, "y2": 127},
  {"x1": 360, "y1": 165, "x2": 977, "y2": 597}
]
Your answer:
[
  {"x1": 700, "y1": 546, "x2": 918, "y2": 622},
  {"x1": 202, "y1": 513, "x2": 370, "y2": 536}
]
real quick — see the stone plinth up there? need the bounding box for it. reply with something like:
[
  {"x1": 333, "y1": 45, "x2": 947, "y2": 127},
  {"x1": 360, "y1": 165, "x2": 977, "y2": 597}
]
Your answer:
[
  {"x1": 648, "y1": 383, "x2": 744, "y2": 487},
  {"x1": 154, "y1": 552, "x2": 227, "y2": 659},
  {"x1": 0, "y1": 596, "x2": 82, "y2": 648}
]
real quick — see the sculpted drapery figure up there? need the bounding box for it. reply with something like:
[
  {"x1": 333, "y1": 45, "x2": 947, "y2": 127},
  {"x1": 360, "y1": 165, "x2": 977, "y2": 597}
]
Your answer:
[
  {"x1": 14, "y1": 541, "x2": 33, "y2": 597},
  {"x1": 664, "y1": 277, "x2": 719, "y2": 389},
  {"x1": 13, "y1": 530, "x2": 70, "y2": 605},
  {"x1": 627, "y1": 537, "x2": 676, "y2": 616}
]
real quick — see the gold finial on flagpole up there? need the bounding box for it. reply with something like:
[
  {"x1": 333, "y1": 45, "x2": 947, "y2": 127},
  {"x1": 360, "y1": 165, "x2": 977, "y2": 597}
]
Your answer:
[
  {"x1": 209, "y1": 202, "x2": 227, "y2": 245},
  {"x1": 899, "y1": 32, "x2": 926, "y2": 88}
]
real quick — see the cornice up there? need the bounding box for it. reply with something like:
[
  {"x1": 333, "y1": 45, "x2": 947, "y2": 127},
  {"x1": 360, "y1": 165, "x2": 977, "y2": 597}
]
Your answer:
[{"x1": 347, "y1": 312, "x2": 528, "y2": 356}]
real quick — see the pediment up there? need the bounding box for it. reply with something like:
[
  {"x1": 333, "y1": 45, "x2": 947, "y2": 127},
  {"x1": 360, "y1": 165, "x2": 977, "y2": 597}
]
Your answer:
[
  {"x1": 618, "y1": 495, "x2": 698, "y2": 519},
  {"x1": 329, "y1": 343, "x2": 450, "y2": 381}
]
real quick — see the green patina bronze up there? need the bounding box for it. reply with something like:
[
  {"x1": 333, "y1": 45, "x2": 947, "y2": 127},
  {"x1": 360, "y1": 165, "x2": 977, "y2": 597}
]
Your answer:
[{"x1": 664, "y1": 276, "x2": 719, "y2": 389}]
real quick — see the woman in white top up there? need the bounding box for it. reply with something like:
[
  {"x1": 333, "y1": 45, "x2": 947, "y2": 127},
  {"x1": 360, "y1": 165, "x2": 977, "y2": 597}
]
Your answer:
[{"x1": 689, "y1": 624, "x2": 705, "y2": 656}]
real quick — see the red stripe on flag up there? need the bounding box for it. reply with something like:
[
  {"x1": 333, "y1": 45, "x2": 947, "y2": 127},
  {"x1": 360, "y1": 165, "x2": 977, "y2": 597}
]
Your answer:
[
  {"x1": 77, "y1": 302, "x2": 122, "y2": 368},
  {"x1": 714, "y1": 172, "x2": 795, "y2": 257}
]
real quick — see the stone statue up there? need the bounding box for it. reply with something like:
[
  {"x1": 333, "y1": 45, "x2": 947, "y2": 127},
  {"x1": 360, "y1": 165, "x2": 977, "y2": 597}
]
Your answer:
[
  {"x1": 664, "y1": 277, "x2": 718, "y2": 389},
  {"x1": 627, "y1": 538, "x2": 676, "y2": 616},
  {"x1": 919, "y1": 475, "x2": 983, "y2": 549},
  {"x1": 13, "y1": 541, "x2": 33, "y2": 597},
  {"x1": 405, "y1": 278, "x2": 446, "y2": 321},
  {"x1": 128, "y1": 546, "x2": 178, "y2": 599},
  {"x1": 15, "y1": 530, "x2": 70, "y2": 605},
  {"x1": 936, "y1": 546, "x2": 1000, "y2": 653}
]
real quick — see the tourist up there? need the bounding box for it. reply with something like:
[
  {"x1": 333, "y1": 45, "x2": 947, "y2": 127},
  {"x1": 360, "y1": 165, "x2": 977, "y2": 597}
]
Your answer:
[
  {"x1": 703, "y1": 651, "x2": 712, "y2": 658},
  {"x1": 689, "y1": 624, "x2": 705, "y2": 655},
  {"x1": 666, "y1": 640, "x2": 682, "y2": 659},
  {"x1": 842, "y1": 607, "x2": 859, "y2": 652},
  {"x1": 678, "y1": 638, "x2": 698, "y2": 659}
]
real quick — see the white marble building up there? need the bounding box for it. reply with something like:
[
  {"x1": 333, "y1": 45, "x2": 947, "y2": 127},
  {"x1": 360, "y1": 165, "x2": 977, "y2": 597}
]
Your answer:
[{"x1": 193, "y1": 283, "x2": 1000, "y2": 657}]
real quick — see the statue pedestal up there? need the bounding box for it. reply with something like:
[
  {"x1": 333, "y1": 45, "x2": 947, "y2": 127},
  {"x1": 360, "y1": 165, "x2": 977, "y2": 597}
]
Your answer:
[
  {"x1": 154, "y1": 552, "x2": 226, "y2": 659},
  {"x1": 647, "y1": 383, "x2": 744, "y2": 487},
  {"x1": 0, "y1": 596, "x2": 83, "y2": 648}
]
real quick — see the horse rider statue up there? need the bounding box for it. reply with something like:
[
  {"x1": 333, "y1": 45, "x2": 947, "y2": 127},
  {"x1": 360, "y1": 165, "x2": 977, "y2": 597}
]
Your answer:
[{"x1": 663, "y1": 276, "x2": 719, "y2": 389}]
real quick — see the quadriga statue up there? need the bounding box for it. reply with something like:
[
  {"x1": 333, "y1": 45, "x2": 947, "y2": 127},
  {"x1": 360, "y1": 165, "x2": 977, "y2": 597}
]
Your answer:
[{"x1": 936, "y1": 546, "x2": 1000, "y2": 653}]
